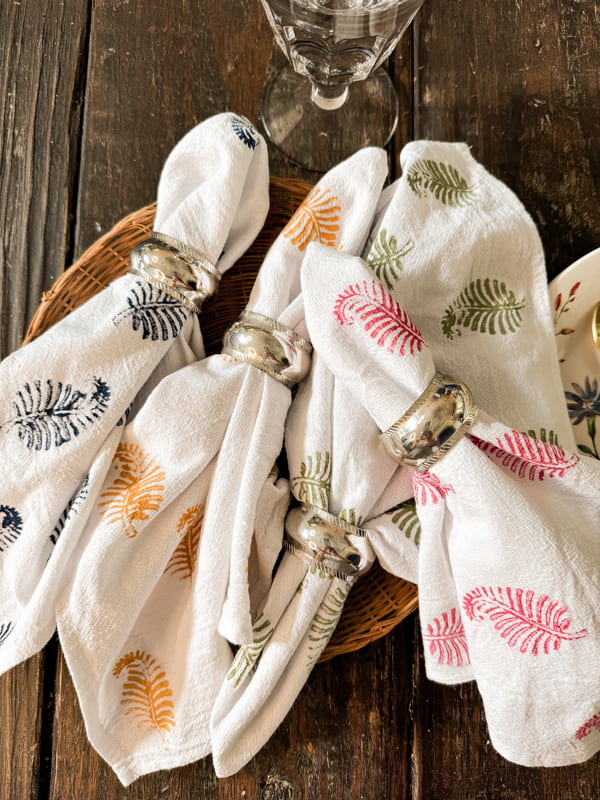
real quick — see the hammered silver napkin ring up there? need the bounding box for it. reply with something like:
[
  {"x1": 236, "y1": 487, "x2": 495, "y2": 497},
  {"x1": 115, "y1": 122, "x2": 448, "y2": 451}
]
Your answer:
[
  {"x1": 222, "y1": 310, "x2": 312, "y2": 389},
  {"x1": 283, "y1": 503, "x2": 368, "y2": 583},
  {"x1": 130, "y1": 232, "x2": 220, "y2": 312},
  {"x1": 381, "y1": 371, "x2": 478, "y2": 471}
]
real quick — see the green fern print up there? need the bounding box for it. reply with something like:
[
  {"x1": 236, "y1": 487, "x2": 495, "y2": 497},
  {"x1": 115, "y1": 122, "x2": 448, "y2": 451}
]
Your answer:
[
  {"x1": 441, "y1": 278, "x2": 526, "y2": 340},
  {"x1": 406, "y1": 159, "x2": 476, "y2": 207},
  {"x1": 525, "y1": 428, "x2": 560, "y2": 446},
  {"x1": 307, "y1": 584, "x2": 350, "y2": 669},
  {"x1": 291, "y1": 451, "x2": 331, "y2": 508},
  {"x1": 386, "y1": 499, "x2": 421, "y2": 547},
  {"x1": 339, "y1": 508, "x2": 364, "y2": 527},
  {"x1": 367, "y1": 229, "x2": 414, "y2": 290},
  {"x1": 226, "y1": 614, "x2": 273, "y2": 688}
]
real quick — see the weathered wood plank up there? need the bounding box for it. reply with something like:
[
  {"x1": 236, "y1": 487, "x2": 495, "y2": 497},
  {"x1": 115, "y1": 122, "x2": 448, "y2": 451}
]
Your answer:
[
  {"x1": 414, "y1": 0, "x2": 600, "y2": 279},
  {"x1": 0, "y1": 0, "x2": 90, "y2": 357}
]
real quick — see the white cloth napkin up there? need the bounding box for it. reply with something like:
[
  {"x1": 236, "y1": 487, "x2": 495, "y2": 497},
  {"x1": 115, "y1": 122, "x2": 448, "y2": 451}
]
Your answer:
[
  {"x1": 55, "y1": 147, "x2": 388, "y2": 785},
  {"x1": 300, "y1": 143, "x2": 600, "y2": 768},
  {"x1": 0, "y1": 112, "x2": 269, "y2": 675}
]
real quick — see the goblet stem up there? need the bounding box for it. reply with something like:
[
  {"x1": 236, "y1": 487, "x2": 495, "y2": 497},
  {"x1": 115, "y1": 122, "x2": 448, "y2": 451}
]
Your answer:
[{"x1": 310, "y1": 84, "x2": 349, "y2": 111}]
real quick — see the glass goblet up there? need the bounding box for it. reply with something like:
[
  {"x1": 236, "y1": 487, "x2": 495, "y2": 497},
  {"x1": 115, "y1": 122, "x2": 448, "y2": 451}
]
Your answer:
[{"x1": 258, "y1": 0, "x2": 425, "y2": 172}]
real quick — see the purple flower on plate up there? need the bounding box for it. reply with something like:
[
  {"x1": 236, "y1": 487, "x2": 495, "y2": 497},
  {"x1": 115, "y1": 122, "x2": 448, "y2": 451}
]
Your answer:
[{"x1": 565, "y1": 377, "x2": 600, "y2": 425}]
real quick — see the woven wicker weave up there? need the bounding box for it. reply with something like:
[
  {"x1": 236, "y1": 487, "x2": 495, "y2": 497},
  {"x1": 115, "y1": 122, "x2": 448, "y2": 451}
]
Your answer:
[{"x1": 24, "y1": 176, "x2": 418, "y2": 661}]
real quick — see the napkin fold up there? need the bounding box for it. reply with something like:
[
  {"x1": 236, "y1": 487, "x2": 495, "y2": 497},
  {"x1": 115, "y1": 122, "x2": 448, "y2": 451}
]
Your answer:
[
  {"x1": 0, "y1": 112, "x2": 269, "y2": 675},
  {"x1": 55, "y1": 147, "x2": 388, "y2": 785},
  {"x1": 299, "y1": 140, "x2": 600, "y2": 767}
]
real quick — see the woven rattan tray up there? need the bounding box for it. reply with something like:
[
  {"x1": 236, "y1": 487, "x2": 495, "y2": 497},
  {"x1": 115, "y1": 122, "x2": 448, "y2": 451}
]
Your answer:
[{"x1": 24, "y1": 176, "x2": 418, "y2": 661}]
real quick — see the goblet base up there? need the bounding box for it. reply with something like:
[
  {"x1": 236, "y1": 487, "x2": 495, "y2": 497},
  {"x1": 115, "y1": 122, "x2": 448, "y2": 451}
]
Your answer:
[{"x1": 259, "y1": 62, "x2": 399, "y2": 173}]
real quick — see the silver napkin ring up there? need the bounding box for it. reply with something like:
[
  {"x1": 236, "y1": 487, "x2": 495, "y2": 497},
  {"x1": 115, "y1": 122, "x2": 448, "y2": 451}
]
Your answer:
[
  {"x1": 222, "y1": 311, "x2": 312, "y2": 389},
  {"x1": 283, "y1": 504, "x2": 367, "y2": 583},
  {"x1": 381, "y1": 371, "x2": 478, "y2": 471},
  {"x1": 130, "y1": 232, "x2": 220, "y2": 312}
]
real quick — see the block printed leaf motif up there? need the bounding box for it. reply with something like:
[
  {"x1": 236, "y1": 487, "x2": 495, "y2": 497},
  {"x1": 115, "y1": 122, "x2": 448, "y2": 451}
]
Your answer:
[
  {"x1": 282, "y1": 187, "x2": 340, "y2": 251},
  {"x1": 113, "y1": 280, "x2": 189, "y2": 341},
  {"x1": 0, "y1": 621, "x2": 13, "y2": 646},
  {"x1": 386, "y1": 498, "x2": 421, "y2": 546},
  {"x1": 463, "y1": 586, "x2": 588, "y2": 655},
  {"x1": 575, "y1": 711, "x2": 600, "y2": 741},
  {"x1": 422, "y1": 608, "x2": 470, "y2": 666},
  {"x1": 0, "y1": 377, "x2": 110, "y2": 451},
  {"x1": 334, "y1": 279, "x2": 426, "y2": 356},
  {"x1": 441, "y1": 278, "x2": 526, "y2": 340},
  {"x1": 307, "y1": 584, "x2": 350, "y2": 669},
  {"x1": 163, "y1": 504, "x2": 204, "y2": 581},
  {"x1": 469, "y1": 430, "x2": 579, "y2": 481},
  {"x1": 291, "y1": 451, "x2": 332, "y2": 508},
  {"x1": 367, "y1": 229, "x2": 414, "y2": 290},
  {"x1": 406, "y1": 159, "x2": 476, "y2": 207},
  {"x1": 99, "y1": 444, "x2": 165, "y2": 538},
  {"x1": 226, "y1": 613, "x2": 274, "y2": 688},
  {"x1": 113, "y1": 650, "x2": 175, "y2": 740},
  {"x1": 0, "y1": 505, "x2": 23, "y2": 553},
  {"x1": 51, "y1": 475, "x2": 90, "y2": 545},
  {"x1": 231, "y1": 115, "x2": 259, "y2": 149},
  {"x1": 338, "y1": 508, "x2": 364, "y2": 527},
  {"x1": 412, "y1": 471, "x2": 453, "y2": 505}
]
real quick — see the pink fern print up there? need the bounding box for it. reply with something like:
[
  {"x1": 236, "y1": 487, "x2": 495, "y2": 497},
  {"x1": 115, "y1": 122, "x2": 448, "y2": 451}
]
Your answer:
[
  {"x1": 422, "y1": 608, "x2": 470, "y2": 666},
  {"x1": 334, "y1": 280, "x2": 426, "y2": 356},
  {"x1": 575, "y1": 711, "x2": 600, "y2": 740},
  {"x1": 412, "y1": 470, "x2": 453, "y2": 505},
  {"x1": 468, "y1": 430, "x2": 579, "y2": 480},
  {"x1": 463, "y1": 586, "x2": 588, "y2": 655}
]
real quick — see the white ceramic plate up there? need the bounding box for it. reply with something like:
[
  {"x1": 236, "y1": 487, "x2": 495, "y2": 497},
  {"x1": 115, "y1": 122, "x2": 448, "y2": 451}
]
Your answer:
[{"x1": 548, "y1": 246, "x2": 600, "y2": 458}]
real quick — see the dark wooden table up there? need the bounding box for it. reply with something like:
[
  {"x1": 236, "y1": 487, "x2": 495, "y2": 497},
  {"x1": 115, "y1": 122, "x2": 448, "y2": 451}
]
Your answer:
[{"x1": 1, "y1": 1, "x2": 599, "y2": 798}]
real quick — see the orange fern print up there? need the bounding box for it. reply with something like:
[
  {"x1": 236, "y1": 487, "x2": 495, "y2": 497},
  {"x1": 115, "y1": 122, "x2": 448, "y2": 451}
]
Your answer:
[
  {"x1": 164, "y1": 504, "x2": 204, "y2": 581},
  {"x1": 283, "y1": 187, "x2": 341, "y2": 251},
  {"x1": 113, "y1": 650, "x2": 175, "y2": 741},
  {"x1": 99, "y1": 443, "x2": 165, "y2": 538}
]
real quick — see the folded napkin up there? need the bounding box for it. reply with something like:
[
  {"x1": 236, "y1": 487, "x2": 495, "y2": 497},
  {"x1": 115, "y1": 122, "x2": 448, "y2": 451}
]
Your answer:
[
  {"x1": 55, "y1": 147, "x2": 388, "y2": 785},
  {"x1": 0, "y1": 112, "x2": 269, "y2": 674},
  {"x1": 299, "y1": 143, "x2": 600, "y2": 767}
]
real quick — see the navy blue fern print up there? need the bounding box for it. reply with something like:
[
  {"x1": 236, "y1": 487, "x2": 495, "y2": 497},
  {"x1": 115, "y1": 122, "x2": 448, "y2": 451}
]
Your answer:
[
  {"x1": 51, "y1": 475, "x2": 90, "y2": 545},
  {"x1": 0, "y1": 505, "x2": 23, "y2": 553},
  {"x1": 0, "y1": 377, "x2": 110, "y2": 451},
  {"x1": 114, "y1": 281, "x2": 189, "y2": 341},
  {"x1": 231, "y1": 116, "x2": 259, "y2": 150},
  {"x1": 0, "y1": 622, "x2": 13, "y2": 646}
]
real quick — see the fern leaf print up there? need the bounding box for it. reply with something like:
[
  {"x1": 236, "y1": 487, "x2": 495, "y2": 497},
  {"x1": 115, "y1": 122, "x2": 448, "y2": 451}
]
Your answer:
[
  {"x1": 0, "y1": 621, "x2": 13, "y2": 646},
  {"x1": 164, "y1": 504, "x2": 204, "y2": 581},
  {"x1": 226, "y1": 614, "x2": 274, "y2": 688},
  {"x1": 575, "y1": 711, "x2": 600, "y2": 741},
  {"x1": 0, "y1": 377, "x2": 110, "y2": 451},
  {"x1": 231, "y1": 115, "x2": 259, "y2": 149},
  {"x1": 422, "y1": 608, "x2": 470, "y2": 666},
  {"x1": 441, "y1": 278, "x2": 526, "y2": 340},
  {"x1": 413, "y1": 470, "x2": 453, "y2": 505},
  {"x1": 113, "y1": 650, "x2": 175, "y2": 740},
  {"x1": 0, "y1": 505, "x2": 23, "y2": 553},
  {"x1": 307, "y1": 584, "x2": 350, "y2": 669},
  {"x1": 50, "y1": 475, "x2": 90, "y2": 545},
  {"x1": 339, "y1": 508, "x2": 364, "y2": 527},
  {"x1": 291, "y1": 451, "x2": 332, "y2": 508},
  {"x1": 99, "y1": 444, "x2": 165, "y2": 538},
  {"x1": 114, "y1": 280, "x2": 189, "y2": 341},
  {"x1": 334, "y1": 280, "x2": 425, "y2": 356},
  {"x1": 406, "y1": 159, "x2": 476, "y2": 207},
  {"x1": 463, "y1": 586, "x2": 588, "y2": 655},
  {"x1": 367, "y1": 229, "x2": 414, "y2": 290},
  {"x1": 469, "y1": 430, "x2": 579, "y2": 480},
  {"x1": 283, "y1": 187, "x2": 341, "y2": 251},
  {"x1": 386, "y1": 498, "x2": 421, "y2": 546}
]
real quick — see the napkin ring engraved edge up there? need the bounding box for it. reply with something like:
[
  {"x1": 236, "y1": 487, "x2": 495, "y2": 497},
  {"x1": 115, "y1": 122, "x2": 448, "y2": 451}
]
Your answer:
[
  {"x1": 381, "y1": 371, "x2": 478, "y2": 471},
  {"x1": 283, "y1": 503, "x2": 367, "y2": 583},
  {"x1": 222, "y1": 310, "x2": 312, "y2": 388},
  {"x1": 130, "y1": 232, "x2": 220, "y2": 312}
]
